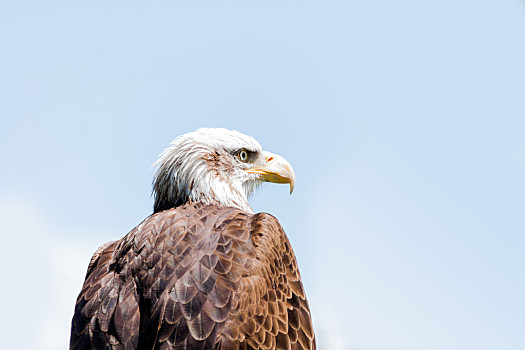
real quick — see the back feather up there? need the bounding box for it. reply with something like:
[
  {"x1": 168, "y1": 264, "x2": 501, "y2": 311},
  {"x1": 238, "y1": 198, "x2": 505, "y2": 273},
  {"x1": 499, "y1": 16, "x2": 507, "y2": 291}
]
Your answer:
[{"x1": 70, "y1": 203, "x2": 315, "y2": 350}]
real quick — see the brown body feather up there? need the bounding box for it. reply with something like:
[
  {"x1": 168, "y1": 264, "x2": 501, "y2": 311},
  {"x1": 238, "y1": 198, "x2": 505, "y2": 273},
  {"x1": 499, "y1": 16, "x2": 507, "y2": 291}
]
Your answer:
[{"x1": 70, "y1": 203, "x2": 315, "y2": 350}]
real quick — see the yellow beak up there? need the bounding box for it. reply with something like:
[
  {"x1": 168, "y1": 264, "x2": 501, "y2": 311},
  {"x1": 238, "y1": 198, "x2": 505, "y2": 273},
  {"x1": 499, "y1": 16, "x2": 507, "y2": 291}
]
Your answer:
[{"x1": 246, "y1": 151, "x2": 296, "y2": 194}]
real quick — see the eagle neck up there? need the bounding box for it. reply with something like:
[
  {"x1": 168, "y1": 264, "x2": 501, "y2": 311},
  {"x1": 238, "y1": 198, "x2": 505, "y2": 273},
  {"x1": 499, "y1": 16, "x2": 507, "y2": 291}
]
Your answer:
[{"x1": 153, "y1": 167, "x2": 254, "y2": 214}]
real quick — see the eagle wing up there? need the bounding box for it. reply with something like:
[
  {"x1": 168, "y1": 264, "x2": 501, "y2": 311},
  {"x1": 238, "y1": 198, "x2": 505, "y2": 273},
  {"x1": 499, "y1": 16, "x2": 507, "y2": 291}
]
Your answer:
[
  {"x1": 70, "y1": 203, "x2": 315, "y2": 350},
  {"x1": 70, "y1": 239, "x2": 141, "y2": 350}
]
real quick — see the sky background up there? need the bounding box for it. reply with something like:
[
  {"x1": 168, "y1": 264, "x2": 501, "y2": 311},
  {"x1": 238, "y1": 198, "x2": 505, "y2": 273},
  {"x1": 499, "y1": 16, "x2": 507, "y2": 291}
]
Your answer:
[{"x1": 1, "y1": 1, "x2": 524, "y2": 349}]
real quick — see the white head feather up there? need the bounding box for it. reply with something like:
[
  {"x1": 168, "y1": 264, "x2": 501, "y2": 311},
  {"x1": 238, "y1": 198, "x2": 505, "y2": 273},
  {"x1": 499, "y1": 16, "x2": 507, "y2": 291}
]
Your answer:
[{"x1": 153, "y1": 128, "x2": 265, "y2": 213}]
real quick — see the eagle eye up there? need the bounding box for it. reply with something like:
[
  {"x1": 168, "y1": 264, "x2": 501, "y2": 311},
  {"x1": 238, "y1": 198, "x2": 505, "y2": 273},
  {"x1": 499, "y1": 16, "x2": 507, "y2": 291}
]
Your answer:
[{"x1": 238, "y1": 149, "x2": 249, "y2": 162}]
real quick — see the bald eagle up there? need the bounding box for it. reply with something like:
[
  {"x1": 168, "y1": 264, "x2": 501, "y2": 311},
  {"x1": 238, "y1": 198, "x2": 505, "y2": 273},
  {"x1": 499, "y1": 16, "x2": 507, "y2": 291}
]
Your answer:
[{"x1": 70, "y1": 128, "x2": 316, "y2": 350}]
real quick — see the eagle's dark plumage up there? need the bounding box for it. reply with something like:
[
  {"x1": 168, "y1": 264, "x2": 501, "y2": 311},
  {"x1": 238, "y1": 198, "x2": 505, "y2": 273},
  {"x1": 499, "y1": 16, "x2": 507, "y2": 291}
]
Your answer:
[{"x1": 70, "y1": 128, "x2": 315, "y2": 350}]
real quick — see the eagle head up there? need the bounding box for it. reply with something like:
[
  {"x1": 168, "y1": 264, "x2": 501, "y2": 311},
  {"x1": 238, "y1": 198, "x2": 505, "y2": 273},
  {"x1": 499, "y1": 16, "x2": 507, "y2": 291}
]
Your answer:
[{"x1": 152, "y1": 128, "x2": 295, "y2": 213}]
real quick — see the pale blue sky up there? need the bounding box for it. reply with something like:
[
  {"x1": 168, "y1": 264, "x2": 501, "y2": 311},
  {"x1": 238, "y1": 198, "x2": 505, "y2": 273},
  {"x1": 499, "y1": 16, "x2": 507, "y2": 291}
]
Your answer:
[{"x1": 1, "y1": 1, "x2": 524, "y2": 349}]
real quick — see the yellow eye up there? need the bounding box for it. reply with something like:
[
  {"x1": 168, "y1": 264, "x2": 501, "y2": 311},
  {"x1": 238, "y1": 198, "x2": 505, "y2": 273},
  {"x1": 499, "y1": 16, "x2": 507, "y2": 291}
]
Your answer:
[{"x1": 238, "y1": 150, "x2": 249, "y2": 162}]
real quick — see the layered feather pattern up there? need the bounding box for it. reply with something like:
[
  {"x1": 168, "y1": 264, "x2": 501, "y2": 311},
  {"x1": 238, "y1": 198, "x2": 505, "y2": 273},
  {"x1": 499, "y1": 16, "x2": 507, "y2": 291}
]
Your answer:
[{"x1": 70, "y1": 203, "x2": 315, "y2": 350}]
